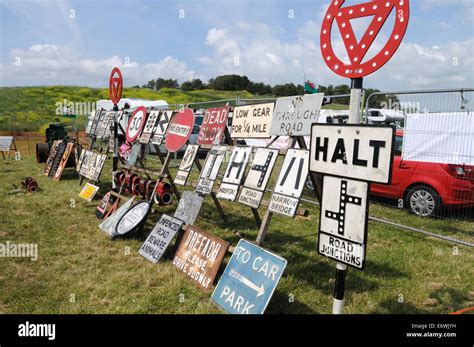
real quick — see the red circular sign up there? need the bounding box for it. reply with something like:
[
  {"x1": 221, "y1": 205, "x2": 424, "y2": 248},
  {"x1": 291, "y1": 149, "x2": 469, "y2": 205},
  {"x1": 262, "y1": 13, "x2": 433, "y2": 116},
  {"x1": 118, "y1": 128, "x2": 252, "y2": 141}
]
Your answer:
[
  {"x1": 165, "y1": 109, "x2": 195, "y2": 153},
  {"x1": 109, "y1": 67, "x2": 123, "y2": 105},
  {"x1": 126, "y1": 106, "x2": 148, "y2": 143},
  {"x1": 320, "y1": 0, "x2": 409, "y2": 78}
]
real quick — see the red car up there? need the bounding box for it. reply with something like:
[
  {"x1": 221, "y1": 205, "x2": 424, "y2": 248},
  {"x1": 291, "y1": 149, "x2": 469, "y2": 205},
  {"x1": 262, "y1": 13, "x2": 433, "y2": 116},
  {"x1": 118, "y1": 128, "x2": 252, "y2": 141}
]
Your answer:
[{"x1": 370, "y1": 130, "x2": 474, "y2": 217}]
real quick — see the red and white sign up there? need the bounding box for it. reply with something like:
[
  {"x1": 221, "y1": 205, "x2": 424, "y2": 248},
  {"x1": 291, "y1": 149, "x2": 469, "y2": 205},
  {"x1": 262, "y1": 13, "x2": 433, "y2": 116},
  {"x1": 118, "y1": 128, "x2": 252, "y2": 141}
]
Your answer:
[
  {"x1": 109, "y1": 67, "x2": 123, "y2": 104},
  {"x1": 126, "y1": 106, "x2": 148, "y2": 143},
  {"x1": 165, "y1": 108, "x2": 195, "y2": 153},
  {"x1": 198, "y1": 106, "x2": 229, "y2": 145},
  {"x1": 320, "y1": 0, "x2": 409, "y2": 78}
]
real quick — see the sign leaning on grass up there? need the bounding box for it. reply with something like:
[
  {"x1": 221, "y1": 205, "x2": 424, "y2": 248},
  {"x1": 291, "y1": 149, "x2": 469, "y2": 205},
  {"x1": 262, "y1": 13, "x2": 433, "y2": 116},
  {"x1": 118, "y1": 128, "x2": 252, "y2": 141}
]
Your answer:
[
  {"x1": 139, "y1": 214, "x2": 184, "y2": 263},
  {"x1": 230, "y1": 103, "x2": 274, "y2": 138},
  {"x1": 270, "y1": 93, "x2": 324, "y2": 136},
  {"x1": 212, "y1": 239, "x2": 287, "y2": 314},
  {"x1": 172, "y1": 225, "x2": 229, "y2": 290}
]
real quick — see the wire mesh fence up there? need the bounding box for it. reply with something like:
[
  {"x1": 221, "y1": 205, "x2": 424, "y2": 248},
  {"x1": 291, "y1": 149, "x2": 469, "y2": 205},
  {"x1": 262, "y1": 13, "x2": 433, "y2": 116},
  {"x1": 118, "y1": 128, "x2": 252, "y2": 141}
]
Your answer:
[{"x1": 364, "y1": 88, "x2": 474, "y2": 220}]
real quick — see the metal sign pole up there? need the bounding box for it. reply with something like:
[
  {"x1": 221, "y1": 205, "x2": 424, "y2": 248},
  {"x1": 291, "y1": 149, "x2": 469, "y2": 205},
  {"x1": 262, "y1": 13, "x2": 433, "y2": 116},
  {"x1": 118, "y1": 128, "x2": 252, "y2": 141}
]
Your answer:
[
  {"x1": 332, "y1": 77, "x2": 363, "y2": 315},
  {"x1": 112, "y1": 103, "x2": 119, "y2": 190}
]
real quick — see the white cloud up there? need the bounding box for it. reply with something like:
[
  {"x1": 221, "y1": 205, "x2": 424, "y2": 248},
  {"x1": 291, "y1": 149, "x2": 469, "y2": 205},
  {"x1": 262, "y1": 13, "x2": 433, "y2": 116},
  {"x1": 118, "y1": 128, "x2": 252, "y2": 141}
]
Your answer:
[{"x1": 0, "y1": 44, "x2": 199, "y2": 87}]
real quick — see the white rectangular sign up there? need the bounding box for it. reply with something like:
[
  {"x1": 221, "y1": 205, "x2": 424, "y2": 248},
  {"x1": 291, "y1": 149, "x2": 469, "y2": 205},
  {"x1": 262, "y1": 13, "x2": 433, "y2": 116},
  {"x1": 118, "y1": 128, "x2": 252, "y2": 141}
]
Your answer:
[
  {"x1": 139, "y1": 214, "x2": 184, "y2": 263},
  {"x1": 230, "y1": 103, "x2": 274, "y2": 138},
  {"x1": 269, "y1": 149, "x2": 309, "y2": 217},
  {"x1": 237, "y1": 148, "x2": 278, "y2": 209},
  {"x1": 0, "y1": 136, "x2": 13, "y2": 152},
  {"x1": 151, "y1": 110, "x2": 173, "y2": 145},
  {"x1": 139, "y1": 110, "x2": 160, "y2": 144},
  {"x1": 175, "y1": 144, "x2": 199, "y2": 186},
  {"x1": 318, "y1": 176, "x2": 368, "y2": 269},
  {"x1": 195, "y1": 145, "x2": 227, "y2": 195},
  {"x1": 310, "y1": 124, "x2": 395, "y2": 184},
  {"x1": 217, "y1": 146, "x2": 252, "y2": 201},
  {"x1": 270, "y1": 93, "x2": 324, "y2": 136}
]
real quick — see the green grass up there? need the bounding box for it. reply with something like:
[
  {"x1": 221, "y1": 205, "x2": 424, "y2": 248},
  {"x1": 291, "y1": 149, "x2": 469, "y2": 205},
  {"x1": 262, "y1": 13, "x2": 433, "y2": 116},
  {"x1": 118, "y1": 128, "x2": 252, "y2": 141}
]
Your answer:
[
  {"x1": 0, "y1": 86, "x2": 348, "y2": 133},
  {"x1": 0, "y1": 155, "x2": 472, "y2": 314}
]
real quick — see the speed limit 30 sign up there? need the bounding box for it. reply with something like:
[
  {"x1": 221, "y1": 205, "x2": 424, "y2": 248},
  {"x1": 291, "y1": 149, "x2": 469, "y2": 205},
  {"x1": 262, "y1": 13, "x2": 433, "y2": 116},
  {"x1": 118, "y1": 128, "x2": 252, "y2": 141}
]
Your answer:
[{"x1": 126, "y1": 106, "x2": 148, "y2": 143}]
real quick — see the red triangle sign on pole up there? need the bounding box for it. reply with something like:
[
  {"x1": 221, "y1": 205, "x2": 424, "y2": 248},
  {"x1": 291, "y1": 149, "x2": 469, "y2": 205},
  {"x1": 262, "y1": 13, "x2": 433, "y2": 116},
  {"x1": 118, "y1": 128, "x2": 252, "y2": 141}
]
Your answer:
[
  {"x1": 320, "y1": 0, "x2": 409, "y2": 78},
  {"x1": 109, "y1": 67, "x2": 123, "y2": 105}
]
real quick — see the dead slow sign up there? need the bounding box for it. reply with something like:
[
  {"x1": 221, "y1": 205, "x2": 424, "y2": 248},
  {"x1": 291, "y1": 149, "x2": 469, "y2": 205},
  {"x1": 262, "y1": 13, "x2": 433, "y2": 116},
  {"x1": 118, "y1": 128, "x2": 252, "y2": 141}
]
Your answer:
[
  {"x1": 172, "y1": 226, "x2": 229, "y2": 291},
  {"x1": 198, "y1": 106, "x2": 229, "y2": 146},
  {"x1": 310, "y1": 124, "x2": 395, "y2": 184}
]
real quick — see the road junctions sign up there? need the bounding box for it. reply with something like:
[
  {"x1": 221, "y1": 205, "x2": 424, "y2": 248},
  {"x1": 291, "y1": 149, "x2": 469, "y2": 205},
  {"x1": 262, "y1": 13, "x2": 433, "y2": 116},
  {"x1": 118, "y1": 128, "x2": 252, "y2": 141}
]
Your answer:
[{"x1": 212, "y1": 239, "x2": 287, "y2": 314}]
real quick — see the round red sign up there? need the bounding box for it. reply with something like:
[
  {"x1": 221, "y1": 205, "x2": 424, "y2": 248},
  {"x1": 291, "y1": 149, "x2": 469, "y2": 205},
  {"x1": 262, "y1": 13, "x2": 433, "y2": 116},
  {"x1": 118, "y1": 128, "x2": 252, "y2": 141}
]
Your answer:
[
  {"x1": 320, "y1": 0, "x2": 409, "y2": 78},
  {"x1": 109, "y1": 67, "x2": 123, "y2": 105},
  {"x1": 165, "y1": 109, "x2": 195, "y2": 153},
  {"x1": 126, "y1": 106, "x2": 148, "y2": 143}
]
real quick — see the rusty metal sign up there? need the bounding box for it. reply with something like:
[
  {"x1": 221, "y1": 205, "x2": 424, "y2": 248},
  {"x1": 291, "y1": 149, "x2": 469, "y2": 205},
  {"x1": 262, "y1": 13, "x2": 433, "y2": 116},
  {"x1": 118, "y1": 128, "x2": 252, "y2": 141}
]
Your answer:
[
  {"x1": 270, "y1": 94, "x2": 324, "y2": 136},
  {"x1": 195, "y1": 145, "x2": 227, "y2": 195},
  {"x1": 175, "y1": 144, "x2": 200, "y2": 186},
  {"x1": 53, "y1": 142, "x2": 74, "y2": 180},
  {"x1": 217, "y1": 146, "x2": 252, "y2": 201},
  {"x1": 230, "y1": 103, "x2": 274, "y2": 138},
  {"x1": 139, "y1": 214, "x2": 184, "y2": 263},
  {"x1": 44, "y1": 140, "x2": 60, "y2": 175},
  {"x1": 269, "y1": 148, "x2": 309, "y2": 217},
  {"x1": 237, "y1": 147, "x2": 279, "y2": 209},
  {"x1": 172, "y1": 225, "x2": 229, "y2": 290},
  {"x1": 198, "y1": 106, "x2": 229, "y2": 145}
]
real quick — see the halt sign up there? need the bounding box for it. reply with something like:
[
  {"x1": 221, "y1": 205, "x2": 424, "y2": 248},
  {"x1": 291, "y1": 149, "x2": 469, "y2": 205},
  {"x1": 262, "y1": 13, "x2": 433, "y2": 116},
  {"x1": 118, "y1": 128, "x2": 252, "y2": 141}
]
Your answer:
[
  {"x1": 165, "y1": 108, "x2": 195, "y2": 153},
  {"x1": 310, "y1": 124, "x2": 395, "y2": 184},
  {"x1": 318, "y1": 175, "x2": 368, "y2": 269},
  {"x1": 270, "y1": 93, "x2": 324, "y2": 136},
  {"x1": 198, "y1": 106, "x2": 229, "y2": 145},
  {"x1": 230, "y1": 103, "x2": 274, "y2": 138},
  {"x1": 211, "y1": 239, "x2": 287, "y2": 314}
]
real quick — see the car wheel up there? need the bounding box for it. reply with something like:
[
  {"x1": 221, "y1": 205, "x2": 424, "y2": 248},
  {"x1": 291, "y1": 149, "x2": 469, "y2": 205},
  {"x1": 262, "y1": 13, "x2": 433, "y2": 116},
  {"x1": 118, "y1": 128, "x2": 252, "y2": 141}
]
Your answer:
[{"x1": 406, "y1": 185, "x2": 441, "y2": 217}]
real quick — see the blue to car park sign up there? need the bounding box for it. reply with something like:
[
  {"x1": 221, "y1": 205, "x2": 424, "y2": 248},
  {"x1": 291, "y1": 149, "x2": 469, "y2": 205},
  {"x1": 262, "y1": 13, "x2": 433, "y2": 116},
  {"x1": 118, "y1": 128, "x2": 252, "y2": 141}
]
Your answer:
[{"x1": 211, "y1": 239, "x2": 287, "y2": 314}]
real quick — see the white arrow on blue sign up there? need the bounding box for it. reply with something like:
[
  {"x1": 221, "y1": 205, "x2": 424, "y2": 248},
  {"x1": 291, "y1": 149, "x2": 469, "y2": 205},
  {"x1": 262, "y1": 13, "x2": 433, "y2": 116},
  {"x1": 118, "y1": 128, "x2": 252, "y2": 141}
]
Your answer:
[{"x1": 211, "y1": 239, "x2": 287, "y2": 314}]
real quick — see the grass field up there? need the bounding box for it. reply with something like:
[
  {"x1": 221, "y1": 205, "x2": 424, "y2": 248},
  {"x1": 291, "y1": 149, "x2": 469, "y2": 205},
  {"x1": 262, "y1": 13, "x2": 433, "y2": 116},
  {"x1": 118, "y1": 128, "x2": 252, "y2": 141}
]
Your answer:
[{"x1": 0, "y1": 155, "x2": 473, "y2": 314}]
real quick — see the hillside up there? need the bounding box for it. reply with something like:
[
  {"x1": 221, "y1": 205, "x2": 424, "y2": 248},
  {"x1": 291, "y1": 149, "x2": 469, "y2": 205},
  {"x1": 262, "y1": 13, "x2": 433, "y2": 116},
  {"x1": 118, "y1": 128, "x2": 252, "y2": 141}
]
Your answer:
[
  {"x1": 0, "y1": 86, "x2": 255, "y2": 132},
  {"x1": 0, "y1": 86, "x2": 348, "y2": 133}
]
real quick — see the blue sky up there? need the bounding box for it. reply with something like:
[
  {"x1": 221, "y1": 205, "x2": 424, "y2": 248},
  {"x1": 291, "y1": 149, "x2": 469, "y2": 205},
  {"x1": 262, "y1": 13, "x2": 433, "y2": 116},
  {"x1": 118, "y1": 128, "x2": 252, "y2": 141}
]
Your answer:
[{"x1": 1, "y1": 0, "x2": 473, "y2": 90}]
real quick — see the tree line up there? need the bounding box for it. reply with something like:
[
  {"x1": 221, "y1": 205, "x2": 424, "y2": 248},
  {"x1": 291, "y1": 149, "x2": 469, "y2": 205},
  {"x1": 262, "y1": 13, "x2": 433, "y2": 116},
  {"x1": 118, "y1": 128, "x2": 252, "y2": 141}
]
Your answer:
[{"x1": 136, "y1": 74, "x2": 383, "y2": 104}]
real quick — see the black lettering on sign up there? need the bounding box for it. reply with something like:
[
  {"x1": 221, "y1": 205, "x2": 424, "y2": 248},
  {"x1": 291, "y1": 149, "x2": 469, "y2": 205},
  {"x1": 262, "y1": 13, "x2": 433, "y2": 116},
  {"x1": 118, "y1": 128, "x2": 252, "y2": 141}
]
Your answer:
[
  {"x1": 314, "y1": 137, "x2": 329, "y2": 162},
  {"x1": 369, "y1": 140, "x2": 385, "y2": 168},
  {"x1": 352, "y1": 139, "x2": 368, "y2": 167},
  {"x1": 331, "y1": 138, "x2": 347, "y2": 164}
]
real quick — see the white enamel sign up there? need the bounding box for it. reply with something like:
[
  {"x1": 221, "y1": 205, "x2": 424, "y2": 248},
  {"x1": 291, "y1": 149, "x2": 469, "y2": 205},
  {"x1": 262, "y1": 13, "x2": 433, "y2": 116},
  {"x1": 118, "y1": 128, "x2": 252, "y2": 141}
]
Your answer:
[
  {"x1": 140, "y1": 110, "x2": 160, "y2": 144},
  {"x1": 114, "y1": 201, "x2": 150, "y2": 237},
  {"x1": 151, "y1": 110, "x2": 173, "y2": 145},
  {"x1": 270, "y1": 93, "x2": 324, "y2": 136},
  {"x1": 269, "y1": 149, "x2": 309, "y2": 217},
  {"x1": 175, "y1": 145, "x2": 199, "y2": 186},
  {"x1": 139, "y1": 214, "x2": 184, "y2": 263},
  {"x1": 217, "y1": 146, "x2": 252, "y2": 201},
  {"x1": 310, "y1": 124, "x2": 395, "y2": 184},
  {"x1": 318, "y1": 175, "x2": 368, "y2": 269},
  {"x1": 237, "y1": 148, "x2": 278, "y2": 209},
  {"x1": 195, "y1": 145, "x2": 227, "y2": 195},
  {"x1": 230, "y1": 103, "x2": 274, "y2": 138},
  {"x1": 174, "y1": 191, "x2": 204, "y2": 225}
]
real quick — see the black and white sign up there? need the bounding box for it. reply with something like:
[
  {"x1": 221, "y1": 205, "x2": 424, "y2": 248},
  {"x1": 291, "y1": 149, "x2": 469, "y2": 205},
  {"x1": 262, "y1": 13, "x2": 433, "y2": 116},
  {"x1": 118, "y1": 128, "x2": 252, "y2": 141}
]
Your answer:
[
  {"x1": 175, "y1": 145, "x2": 199, "y2": 186},
  {"x1": 96, "y1": 111, "x2": 114, "y2": 139},
  {"x1": 87, "y1": 109, "x2": 102, "y2": 135},
  {"x1": 114, "y1": 201, "x2": 150, "y2": 238},
  {"x1": 195, "y1": 145, "x2": 227, "y2": 195},
  {"x1": 139, "y1": 110, "x2": 160, "y2": 144},
  {"x1": 174, "y1": 191, "x2": 204, "y2": 225},
  {"x1": 99, "y1": 197, "x2": 136, "y2": 236},
  {"x1": 269, "y1": 149, "x2": 309, "y2": 217},
  {"x1": 318, "y1": 176, "x2": 368, "y2": 269},
  {"x1": 270, "y1": 93, "x2": 324, "y2": 136},
  {"x1": 310, "y1": 124, "x2": 395, "y2": 184},
  {"x1": 237, "y1": 148, "x2": 278, "y2": 209},
  {"x1": 151, "y1": 110, "x2": 172, "y2": 145},
  {"x1": 139, "y1": 214, "x2": 184, "y2": 263},
  {"x1": 217, "y1": 146, "x2": 252, "y2": 201}
]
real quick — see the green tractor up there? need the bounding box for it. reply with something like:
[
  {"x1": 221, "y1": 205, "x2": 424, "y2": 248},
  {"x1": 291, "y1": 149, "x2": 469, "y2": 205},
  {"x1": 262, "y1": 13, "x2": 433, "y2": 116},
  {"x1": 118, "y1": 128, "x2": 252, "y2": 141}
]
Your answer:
[{"x1": 36, "y1": 123, "x2": 69, "y2": 163}]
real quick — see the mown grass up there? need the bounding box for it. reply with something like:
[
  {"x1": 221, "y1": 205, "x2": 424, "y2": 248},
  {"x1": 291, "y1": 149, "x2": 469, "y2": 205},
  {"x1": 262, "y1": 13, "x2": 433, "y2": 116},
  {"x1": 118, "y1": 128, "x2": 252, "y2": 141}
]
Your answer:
[{"x1": 0, "y1": 155, "x2": 472, "y2": 314}]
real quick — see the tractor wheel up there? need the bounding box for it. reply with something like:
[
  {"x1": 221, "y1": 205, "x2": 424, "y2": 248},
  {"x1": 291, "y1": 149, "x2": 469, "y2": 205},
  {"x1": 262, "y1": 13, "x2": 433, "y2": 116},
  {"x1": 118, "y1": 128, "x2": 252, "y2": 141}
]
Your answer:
[{"x1": 36, "y1": 143, "x2": 50, "y2": 163}]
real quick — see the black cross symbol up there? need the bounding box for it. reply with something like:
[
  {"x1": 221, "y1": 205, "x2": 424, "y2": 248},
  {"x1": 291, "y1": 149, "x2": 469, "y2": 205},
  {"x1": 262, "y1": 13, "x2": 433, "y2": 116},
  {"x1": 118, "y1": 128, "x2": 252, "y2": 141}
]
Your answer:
[
  {"x1": 324, "y1": 180, "x2": 362, "y2": 236},
  {"x1": 252, "y1": 151, "x2": 274, "y2": 188}
]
